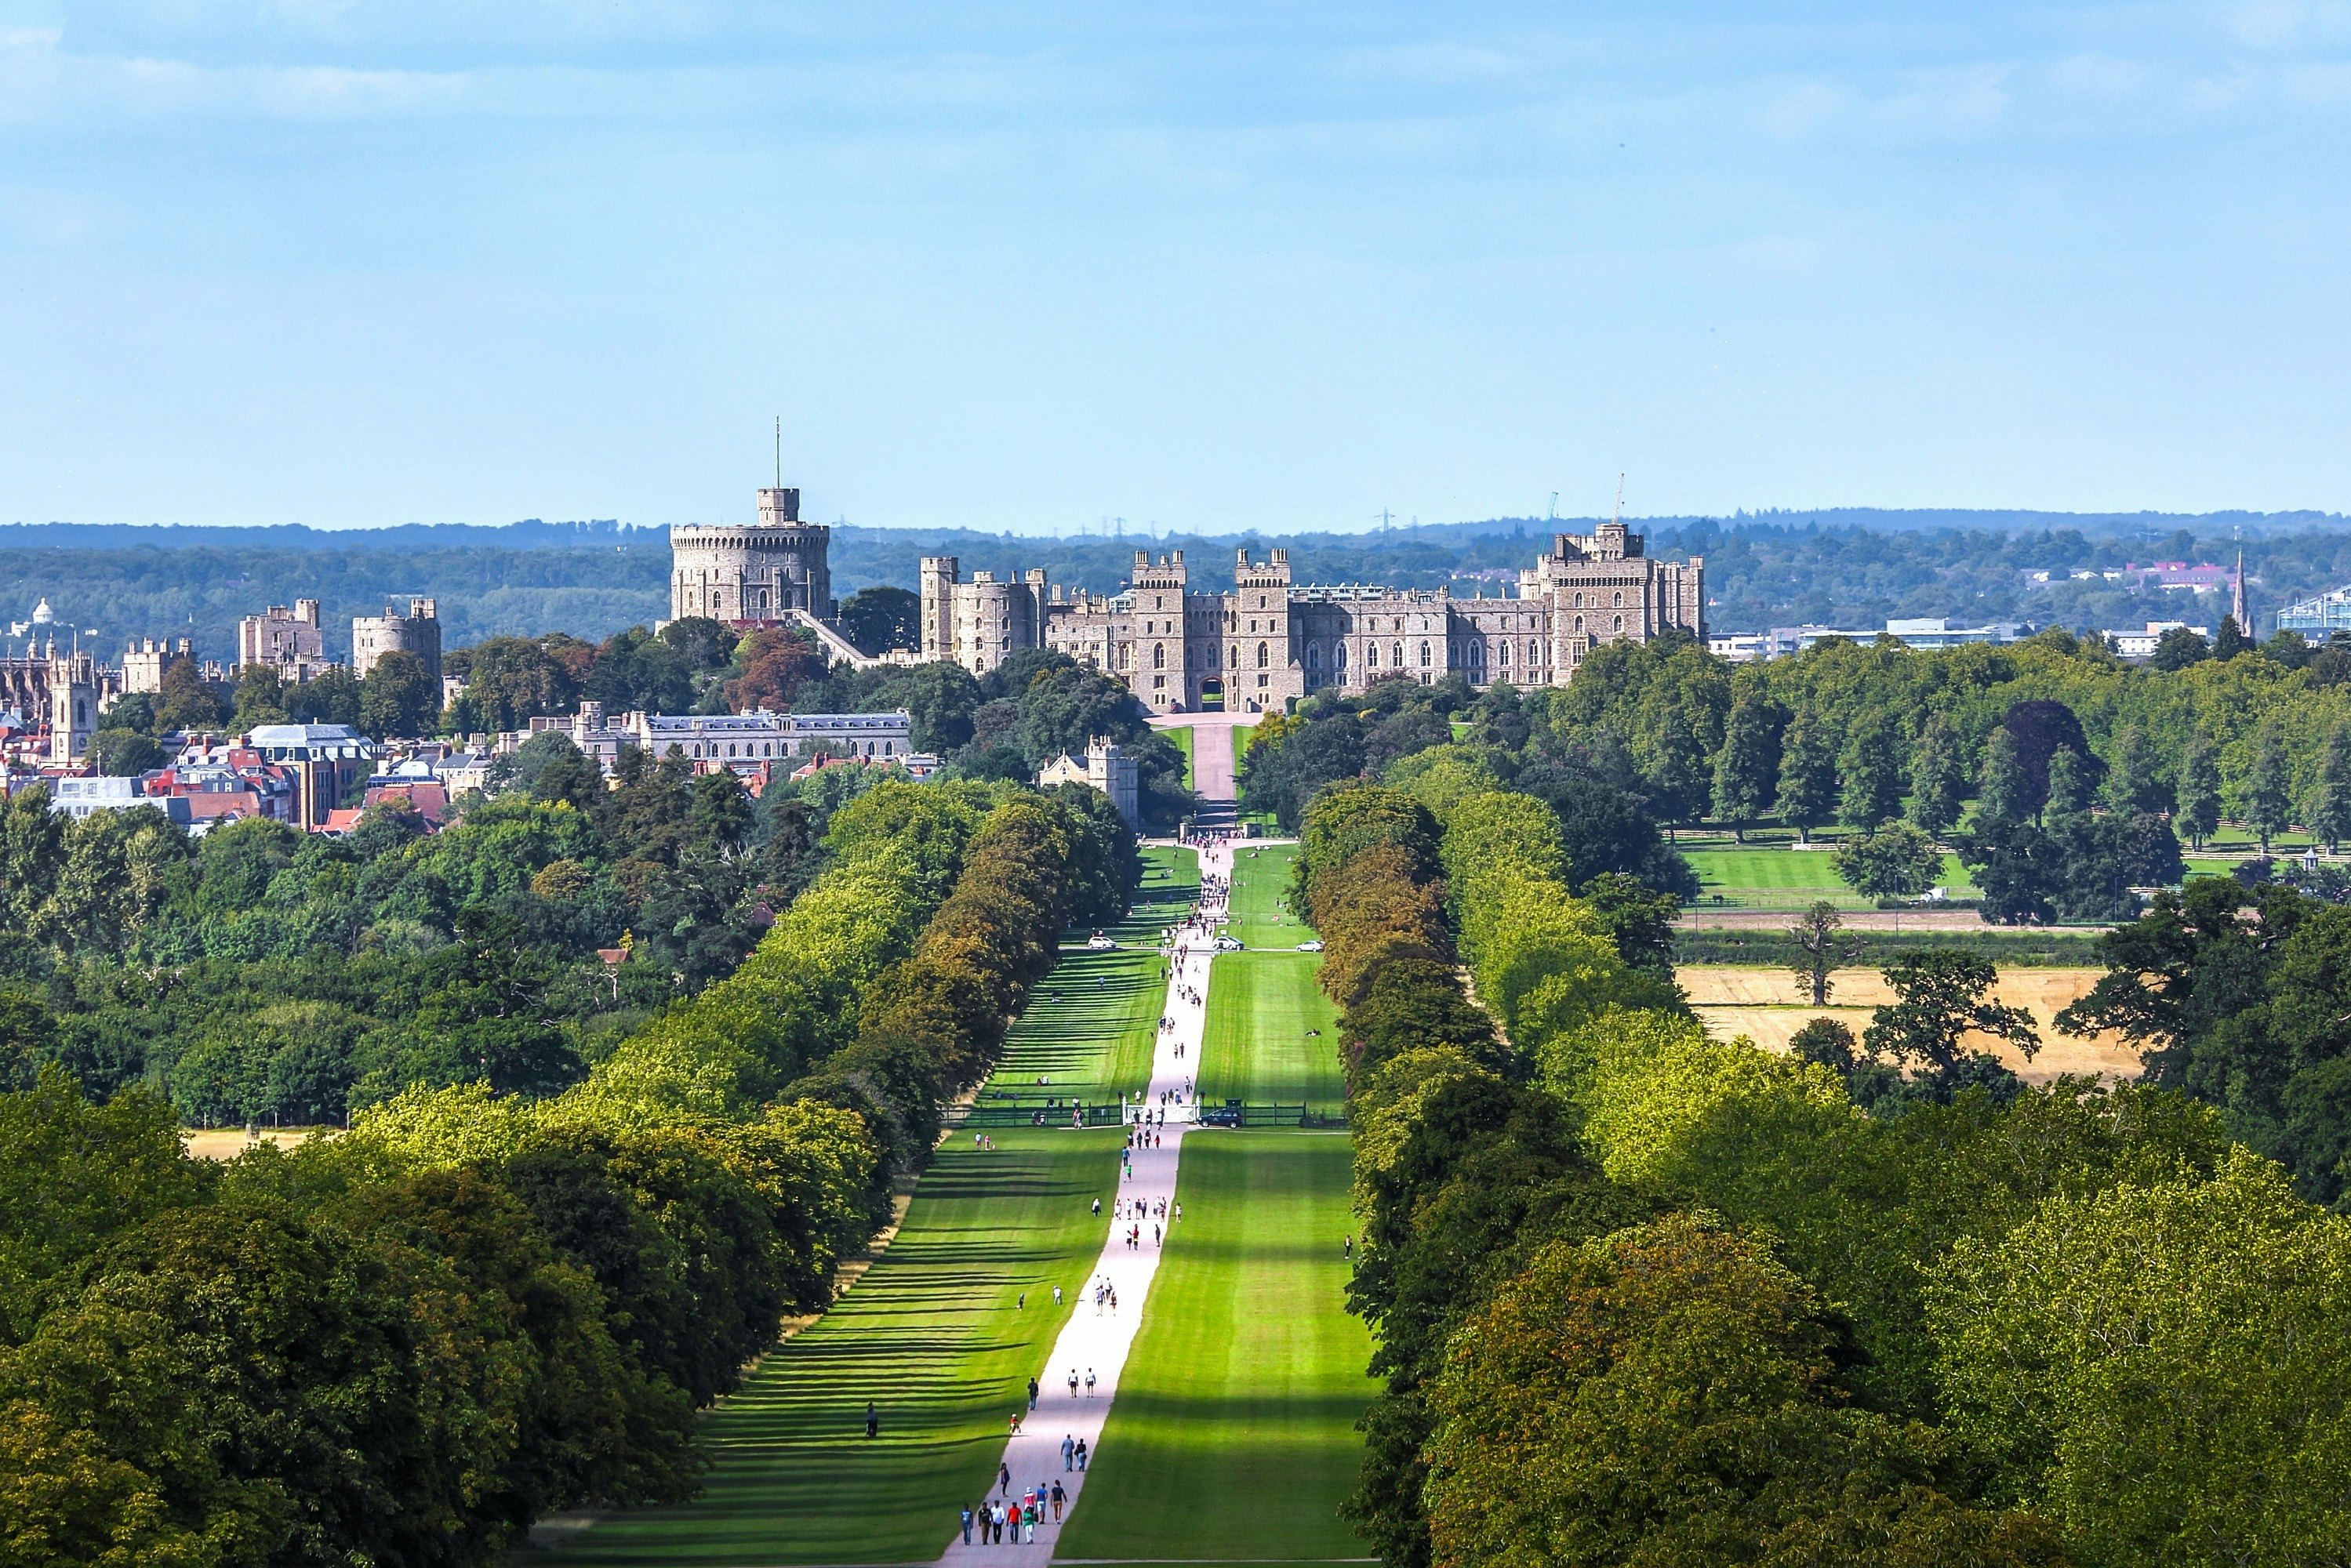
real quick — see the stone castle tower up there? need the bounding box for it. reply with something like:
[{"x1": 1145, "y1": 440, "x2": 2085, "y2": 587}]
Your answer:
[{"x1": 670, "y1": 488, "x2": 834, "y2": 626}]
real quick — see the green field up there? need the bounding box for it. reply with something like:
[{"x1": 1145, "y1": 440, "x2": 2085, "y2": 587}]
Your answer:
[
  {"x1": 549, "y1": 1126, "x2": 1122, "y2": 1565},
  {"x1": 550, "y1": 855, "x2": 1194, "y2": 1565},
  {"x1": 1681, "y1": 845, "x2": 1978, "y2": 909},
  {"x1": 1231, "y1": 718, "x2": 1259, "y2": 772},
  {"x1": 1168, "y1": 724, "x2": 1196, "y2": 793},
  {"x1": 1224, "y1": 842, "x2": 1308, "y2": 949},
  {"x1": 1058, "y1": 1131, "x2": 1373, "y2": 1560},
  {"x1": 1198, "y1": 954, "x2": 1346, "y2": 1115}
]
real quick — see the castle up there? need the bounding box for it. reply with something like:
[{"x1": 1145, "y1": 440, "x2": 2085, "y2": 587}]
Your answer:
[
  {"x1": 921, "y1": 524, "x2": 1703, "y2": 713},
  {"x1": 670, "y1": 488, "x2": 836, "y2": 625}
]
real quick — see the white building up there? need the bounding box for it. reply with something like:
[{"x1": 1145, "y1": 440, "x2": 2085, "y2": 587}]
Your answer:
[
  {"x1": 49, "y1": 776, "x2": 193, "y2": 825},
  {"x1": 2110, "y1": 621, "x2": 2211, "y2": 659},
  {"x1": 516, "y1": 704, "x2": 915, "y2": 778}
]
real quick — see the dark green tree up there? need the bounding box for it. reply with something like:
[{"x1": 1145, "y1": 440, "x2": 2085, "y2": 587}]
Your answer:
[
  {"x1": 1786, "y1": 900, "x2": 1864, "y2": 1006},
  {"x1": 2150, "y1": 625, "x2": 2211, "y2": 670},
  {"x1": 837, "y1": 586, "x2": 921, "y2": 655},
  {"x1": 2212, "y1": 613, "x2": 2251, "y2": 659},
  {"x1": 1908, "y1": 712, "x2": 1968, "y2": 836},
  {"x1": 2106, "y1": 722, "x2": 2171, "y2": 815},
  {"x1": 1833, "y1": 820, "x2": 1944, "y2": 902},
  {"x1": 1979, "y1": 725, "x2": 2036, "y2": 822},
  {"x1": 88, "y1": 728, "x2": 165, "y2": 776},
  {"x1": 358, "y1": 648, "x2": 441, "y2": 739},
  {"x1": 1863, "y1": 949, "x2": 2038, "y2": 1080},
  {"x1": 2177, "y1": 730, "x2": 2222, "y2": 848},
  {"x1": 2309, "y1": 721, "x2": 2351, "y2": 852},
  {"x1": 1711, "y1": 689, "x2": 1785, "y2": 844},
  {"x1": 2241, "y1": 720, "x2": 2293, "y2": 851},
  {"x1": 1774, "y1": 707, "x2": 1839, "y2": 845},
  {"x1": 2045, "y1": 745, "x2": 2095, "y2": 817},
  {"x1": 1837, "y1": 711, "x2": 1904, "y2": 834}
]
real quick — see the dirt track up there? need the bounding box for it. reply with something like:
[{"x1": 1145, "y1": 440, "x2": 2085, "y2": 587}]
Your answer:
[{"x1": 1680, "y1": 965, "x2": 2142, "y2": 1083}]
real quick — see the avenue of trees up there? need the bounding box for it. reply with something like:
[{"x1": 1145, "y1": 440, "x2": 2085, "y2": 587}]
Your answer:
[
  {"x1": 1288, "y1": 768, "x2": 2351, "y2": 1568},
  {"x1": 0, "y1": 778, "x2": 1134, "y2": 1566},
  {"x1": 1243, "y1": 624, "x2": 2351, "y2": 923}
]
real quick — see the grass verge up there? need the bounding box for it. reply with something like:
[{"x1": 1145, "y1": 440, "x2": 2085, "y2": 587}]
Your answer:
[{"x1": 1057, "y1": 1131, "x2": 1373, "y2": 1561}]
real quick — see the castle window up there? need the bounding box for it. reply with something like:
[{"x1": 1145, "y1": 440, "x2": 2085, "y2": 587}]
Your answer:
[
  {"x1": 1365, "y1": 643, "x2": 1377, "y2": 668},
  {"x1": 1257, "y1": 641, "x2": 1269, "y2": 668},
  {"x1": 1528, "y1": 641, "x2": 1539, "y2": 663},
  {"x1": 1614, "y1": 615, "x2": 1624, "y2": 633},
  {"x1": 1335, "y1": 642, "x2": 1347, "y2": 669},
  {"x1": 1259, "y1": 595, "x2": 1266, "y2": 608},
  {"x1": 1573, "y1": 592, "x2": 1583, "y2": 607},
  {"x1": 1307, "y1": 643, "x2": 1322, "y2": 669},
  {"x1": 1499, "y1": 641, "x2": 1510, "y2": 666},
  {"x1": 1613, "y1": 591, "x2": 1624, "y2": 608},
  {"x1": 1419, "y1": 641, "x2": 1431, "y2": 667},
  {"x1": 1575, "y1": 615, "x2": 1586, "y2": 632},
  {"x1": 1154, "y1": 644, "x2": 1165, "y2": 670},
  {"x1": 1393, "y1": 642, "x2": 1404, "y2": 667}
]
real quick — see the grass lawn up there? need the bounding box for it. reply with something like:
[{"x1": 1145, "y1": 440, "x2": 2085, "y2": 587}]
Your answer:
[
  {"x1": 549, "y1": 1127, "x2": 1124, "y2": 1566},
  {"x1": 1198, "y1": 954, "x2": 1346, "y2": 1115},
  {"x1": 550, "y1": 855, "x2": 1194, "y2": 1565},
  {"x1": 1231, "y1": 718, "x2": 1258, "y2": 773},
  {"x1": 1167, "y1": 724, "x2": 1197, "y2": 794},
  {"x1": 1223, "y1": 842, "x2": 1306, "y2": 948},
  {"x1": 1681, "y1": 845, "x2": 1979, "y2": 909},
  {"x1": 1058, "y1": 1131, "x2": 1374, "y2": 1560}
]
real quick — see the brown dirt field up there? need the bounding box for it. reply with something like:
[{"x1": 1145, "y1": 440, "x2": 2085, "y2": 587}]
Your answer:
[
  {"x1": 1678, "y1": 966, "x2": 2143, "y2": 1084},
  {"x1": 181, "y1": 1127, "x2": 327, "y2": 1161}
]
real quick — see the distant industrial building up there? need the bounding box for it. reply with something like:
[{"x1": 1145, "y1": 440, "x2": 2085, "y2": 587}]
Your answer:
[{"x1": 1709, "y1": 619, "x2": 2033, "y2": 663}]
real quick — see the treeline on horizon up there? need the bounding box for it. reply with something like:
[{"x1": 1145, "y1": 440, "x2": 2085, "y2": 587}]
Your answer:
[
  {"x1": 0, "y1": 777, "x2": 1138, "y2": 1565},
  {"x1": 1274, "y1": 691, "x2": 2351, "y2": 1566},
  {"x1": 13, "y1": 507, "x2": 2351, "y2": 667}
]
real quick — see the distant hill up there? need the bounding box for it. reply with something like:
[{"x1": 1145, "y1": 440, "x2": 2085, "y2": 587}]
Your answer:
[{"x1": 3, "y1": 507, "x2": 2347, "y2": 661}]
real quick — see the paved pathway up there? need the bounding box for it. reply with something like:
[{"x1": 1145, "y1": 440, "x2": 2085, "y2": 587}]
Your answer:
[{"x1": 938, "y1": 840, "x2": 1235, "y2": 1565}]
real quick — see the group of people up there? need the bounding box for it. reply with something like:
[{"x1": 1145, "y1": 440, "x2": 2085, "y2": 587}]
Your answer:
[{"x1": 962, "y1": 1476, "x2": 1067, "y2": 1547}]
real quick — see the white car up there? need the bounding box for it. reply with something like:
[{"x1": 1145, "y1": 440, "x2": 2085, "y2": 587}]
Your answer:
[
  {"x1": 1086, "y1": 934, "x2": 1117, "y2": 951},
  {"x1": 1295, "y1": 939, "x2": 1324, "y2": 953},
  {"x1": 1214, "y1": 935, "x2": 1245, "y2": 953}
]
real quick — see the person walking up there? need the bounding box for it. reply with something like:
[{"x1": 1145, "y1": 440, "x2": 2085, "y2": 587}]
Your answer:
[
  {"x1": 1063, "y1": 1432, "x2": 1076, "y2": 1469},
  {"x1": 1000, "y1": 1461, "x2": 1012, "y2": 1496},
  {"x1": 1053, "y1": 1284, "x2": 1063, "y2": 1306},
  {"x1": 961, "y1": 1505, "x2": 974, "y2": 1544},
  {"x1": 1075, "y1": 1436, "x2": 1089, "y2": 1471},
  {"x1": 865, "y1": 1401, "x2": 878, "y2": 1439},
  {"x1": 1085, "y1": 1367, "x2": 1096, "y2": 1397},
  {"x1": 1068, "y1": 1368, "x2": 1079, "y2": 1399},
  {"x1": 1027, "y1": 1376, "x2": 1039, "y2": 1411},
  {"x1": 1052, "y1": 1479, "x2": 1066, "y2": 1521}
]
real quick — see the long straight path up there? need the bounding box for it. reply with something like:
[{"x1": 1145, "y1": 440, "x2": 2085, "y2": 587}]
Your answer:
[{"x1": 939, "y1": 839, "x2": 1234, "y2": 1565}]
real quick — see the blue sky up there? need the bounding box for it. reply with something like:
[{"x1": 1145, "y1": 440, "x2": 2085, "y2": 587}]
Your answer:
[{"x1": 2, "y1": 2, "x2": 2348, "y2": 534}]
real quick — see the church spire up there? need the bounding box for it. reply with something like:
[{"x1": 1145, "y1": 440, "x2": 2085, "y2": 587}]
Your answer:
[{"x1": 2233, "y1": 548, "x2": 2249, "y2": 634}]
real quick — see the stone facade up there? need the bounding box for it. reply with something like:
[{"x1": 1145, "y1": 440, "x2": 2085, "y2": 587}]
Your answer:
[
  {"x1": 921, "y1": 525, "x2": 1703, "y2": 714},
  {"x1": 1037, "y1": 737, "x2": 1140, "y2": 829},
  {"x1": 240, "y1": 601, "x2": 325, "y2": 674},
  {"x1": 352, "y1": 597, "x2": 442, "y2": 688},
  {"x1": 670, "y1": 488, "x2": 836, "y2": 626}
]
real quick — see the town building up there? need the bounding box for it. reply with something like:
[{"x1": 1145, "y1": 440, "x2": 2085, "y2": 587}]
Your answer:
[
  {"x1": 352, "y1": 597, "x2": 442, "y2": 687},
  {"x1": 922, "y1": 524, "x2": 1706, "y2": 714},
  {"x1": 49, "y1": 776, "x2": 194, "y2": 826},
  {"x1": 122, "y1": 637, "x2": 194, "y2": 695},
  {"x1": 245, "y1": 723, "x2": 380, "y2": 829},
  {"x1": 0, "y1": 647, "x2": 108, "y2": 761},
  {"x1": 239, "y1": 601, "x2": 331, "y2": 678},
  {"x1": 1037, "y1": 737, "x2": 1141, "y2": 829},
  {"x1": 2110, "y1": 621, "x2": 2213, "y2": 659},
  {"x1": 514, "y1": 702, "x2": 916, "y2": 779}
]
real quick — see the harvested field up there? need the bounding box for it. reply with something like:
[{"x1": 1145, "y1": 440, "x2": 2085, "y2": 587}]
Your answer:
[
  {"x1": 1679, "y1": 965, "x2": 2143, "y2": 1083},
  {"x1": 182, "y1": 1127, "x2": 324, "y2": 1161}
]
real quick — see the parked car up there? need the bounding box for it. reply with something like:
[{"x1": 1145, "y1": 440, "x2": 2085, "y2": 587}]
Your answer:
[
  {"x1": 1295, "y1": 939, "x2": 1324, "y2": 952},
  {"x1": 1086, "y1": 932, "x2": 1117, "y2": 951},
  {"x1": 1214, "y1": 935, "x2": 1244, "y2": 952}
]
